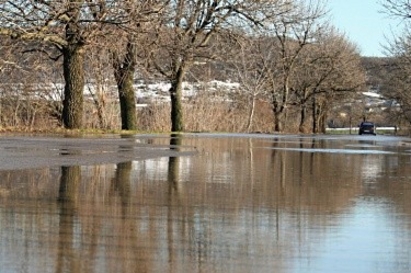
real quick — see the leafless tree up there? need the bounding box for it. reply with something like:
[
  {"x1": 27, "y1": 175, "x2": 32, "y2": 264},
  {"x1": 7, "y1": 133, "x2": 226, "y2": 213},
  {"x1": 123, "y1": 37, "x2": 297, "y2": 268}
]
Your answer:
[
  {"x1": 226, "y1": 34, "x2": 274, "y2": 132},
  {"x1": 0, "y1": 36, "x2": 63, "y2": 127},
  {"x1": 0, "y1": 0, "x2": 139, "y2": 129},
  {"x1": 150, "y1": 0, "x2": 289, "y2": 132},
  {"x1": 263, "y1": 0, "x2": 328, "y2": 132},
  {"x1": 83, "y1": 46, "x2": 113, "y2": 129},
  {"x1": 381, "y1": 32, "x2": 411, "y2": 124},
  {"x1": 380, "y1": 0, "x2": 411, "y2": 19},
  {"x1": 380, "y1": 0, "x2": 411, "y2": 127},
  {"x1": 292, "y1": 28, "x2": 365, "y2": 133},
  {"x1": 110, "y1": 1, "x2": 167, "y2": 131}
]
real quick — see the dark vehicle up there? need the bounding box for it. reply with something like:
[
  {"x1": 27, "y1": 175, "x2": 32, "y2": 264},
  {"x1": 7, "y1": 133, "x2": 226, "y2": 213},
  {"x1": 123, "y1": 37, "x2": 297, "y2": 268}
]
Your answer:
[{"x1": 359, "y1": 122, "x2": 376, "y2": 135}]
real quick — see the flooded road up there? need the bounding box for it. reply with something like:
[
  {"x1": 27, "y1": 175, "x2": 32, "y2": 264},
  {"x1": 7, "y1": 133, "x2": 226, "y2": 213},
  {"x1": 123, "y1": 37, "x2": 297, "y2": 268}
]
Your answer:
[{"x1": 0, "y1": 133, "x2": 411, "y2": 273}]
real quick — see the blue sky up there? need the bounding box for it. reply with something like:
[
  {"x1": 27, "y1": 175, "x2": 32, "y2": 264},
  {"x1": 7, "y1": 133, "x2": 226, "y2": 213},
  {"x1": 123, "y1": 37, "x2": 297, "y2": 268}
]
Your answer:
[{"x1": 327, "y1": 0, "x2": 402, "y2": 57}]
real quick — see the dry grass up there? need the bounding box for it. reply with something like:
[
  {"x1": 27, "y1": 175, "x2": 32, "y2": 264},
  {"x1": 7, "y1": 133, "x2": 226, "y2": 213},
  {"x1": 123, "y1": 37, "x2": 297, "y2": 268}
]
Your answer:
[{"x1": 0, "y1": 95, "x2": 371, "y2": 135}]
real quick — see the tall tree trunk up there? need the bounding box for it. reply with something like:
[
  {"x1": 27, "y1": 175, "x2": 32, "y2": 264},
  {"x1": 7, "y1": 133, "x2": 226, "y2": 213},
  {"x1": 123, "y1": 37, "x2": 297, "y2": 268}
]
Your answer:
[
  {"x1": 282, "y1": 79, "x2": 290, "y2": 131},
  {"x1": 312, "y1": 99, "x2": 326, "y2": 134},
  {"x1": 299, "y1": 104, "x2": 307, "y2": 133},
  {"x1": 91, "y1": 86, "x2": 106, "y2": 129},
  {"x1": 62, "y1": 46, "x2": 84, "y2": 129},
  {"x1": 169, "y1": 65, "x2": 185, "y2": 132},
  {"x1": 271, "y1": 80, "x2": 289, "y2": 133},
  {"x1": 312, "y1": 97, "x2": 318, "y2": 133},
  {"x1": 317, "y1": 102, "x2": 328, "y2": 134},
  {"x1": 113, "y1": 41, "x2": 137, "y2": 131},
  {"x1": 319, "y1": 112, "x2": 327, "y2": 134},
  {"x1": 62, "y1": 2, "x2": 84, "y2": 129},
  {"x1": 273, "y1": 111, "x2": 284, "y2": 132},
  {"x1": 272, "y1": 96, "x2": 284, "y2": 132},
  {"x1": 246, "y1": 95, "x2": 256, "y2": 133}
]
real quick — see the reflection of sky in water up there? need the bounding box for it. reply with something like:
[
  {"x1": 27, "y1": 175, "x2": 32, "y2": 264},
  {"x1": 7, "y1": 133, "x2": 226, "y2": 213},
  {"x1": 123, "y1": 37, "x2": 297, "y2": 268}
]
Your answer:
[
  {"x1": 269, "y1": 147, "x2": 394, "y2": 155},
  {"x1": 131, "y1": 157, "x2": 194, "y2": 181},
  {"x1": 132, "y1": 157, "x2": 169, "y2": 180},
  {"x1": 361, "y1": 156, "x2": 383, "y2": 182},
  {"x1": 293, "y1": 199, "x2": 408, "y2": 273},
  {"x1": 132, "y1": 153, "x2": 235, "y2": 183}
]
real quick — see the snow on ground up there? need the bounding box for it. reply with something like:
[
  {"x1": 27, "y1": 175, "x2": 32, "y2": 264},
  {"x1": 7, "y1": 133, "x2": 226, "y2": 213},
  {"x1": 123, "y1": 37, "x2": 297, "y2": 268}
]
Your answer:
[
  {"x1": 362, "y1": 91, "x2": 382, "y2": 98},
  {"x1": 0, "y1": 80, "x2": 241, "y2": 103},
  {"x1": 0, "y1": 80, "x2": 395, "y2": 112},
  {"x1": 133, "y1": 80, "x2": 241, "y2": 103}
]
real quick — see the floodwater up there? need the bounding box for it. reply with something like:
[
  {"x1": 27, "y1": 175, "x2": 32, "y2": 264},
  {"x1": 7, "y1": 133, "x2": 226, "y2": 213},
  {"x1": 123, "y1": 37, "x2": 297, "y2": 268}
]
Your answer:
[{"x1": 1, "y1": 133, "x2": 411, "y2": 273}]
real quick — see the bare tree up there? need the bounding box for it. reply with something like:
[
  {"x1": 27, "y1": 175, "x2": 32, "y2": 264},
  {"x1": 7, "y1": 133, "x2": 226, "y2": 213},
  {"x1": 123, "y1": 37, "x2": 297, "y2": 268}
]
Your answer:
[
  {"x1": 263, "y1": 0, "x2": 328, "y2": 132},
  {"x1": 83, "y1": 46, "x2": 113, "y2": 129},
  {"x1": 112, "y1": 34, "x2": 139, "y2": 131},
  {"x1": 0, "y1": 36, "x2": 63, "y2": 127},
  {"x1": 110, "y1": 1, "x2": 167, "y2": 131},
  {"x1": 380, "y1": 0, "x2": 411, "y2": 18},
  {"x1": 228, "y1": 34, "x2": 273, "y2": 132},
  {"x1": 150, "y1": 0, "x2": 287, "y2": 132},
  {"x1": 380, "y1": 0, "x2": 411, "y2": 127},
  {"x1": 0, "y1": 1, "x2": 136, "y2": 129},
  {"x1": 292, "y1": 28, "x2": 365, "y2": 133},
  {"x1": 381, "y1": 31, "x2": 411, "y2": 124}
]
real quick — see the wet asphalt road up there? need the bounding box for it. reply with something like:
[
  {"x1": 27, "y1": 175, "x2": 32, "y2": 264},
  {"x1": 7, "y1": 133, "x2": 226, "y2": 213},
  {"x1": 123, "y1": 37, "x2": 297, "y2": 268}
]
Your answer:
[
  {"x1": 0, "y1": 133, "x2": 408, "y2": 171},
  {"x1": 0, "y1": 135, "x2": 196, "y2": 170}
]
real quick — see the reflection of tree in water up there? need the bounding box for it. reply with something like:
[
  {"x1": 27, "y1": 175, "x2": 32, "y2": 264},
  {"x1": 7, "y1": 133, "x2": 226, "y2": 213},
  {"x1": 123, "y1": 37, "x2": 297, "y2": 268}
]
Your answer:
[
  {"x1": 111, "y1": 134, "x2": 134, "y2": 216},
  {"x1": 269, "y1": 137, "x2": 362, "y2": 213},
  {"x1": 168, "y1": 133, "x2": 182, "y2": 191},
  {"x1": 56, "y1": 165, "x2": 81, "y2": 273},
  {"x1": 373, "y1": 153, "x2": 411, "y2": 220},
  {"x1": 56, "y1": 162, "x2": 153, "y2": 273},
  {"x1": 2, "y1": 136, "x2": 411, "y2": 272},
  {"x1": 111, "y1": 161, "x2": 132, "y2": 217},
  {"x1": 167, "y1": 133, "x2": 182, "y2": 269},
  {"x1": 58, "y1": 166, "x2": 81, "y2": 203},
  {"x1": 49, "y1": 137, "x2": 411, "y2": 272}
]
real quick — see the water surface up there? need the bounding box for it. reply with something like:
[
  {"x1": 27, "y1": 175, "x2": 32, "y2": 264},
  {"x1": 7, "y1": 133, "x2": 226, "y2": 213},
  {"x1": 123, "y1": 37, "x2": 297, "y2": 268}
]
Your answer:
[{"x1": 0, "y1": 134, "x2": 410, "y2": 273}]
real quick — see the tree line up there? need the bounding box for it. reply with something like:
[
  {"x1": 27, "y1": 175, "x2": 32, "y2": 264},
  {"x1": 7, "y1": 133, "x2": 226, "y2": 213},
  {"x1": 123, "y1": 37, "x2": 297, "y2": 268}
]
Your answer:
[
  {"x1": 377, "y1": 0, "x2": 411, "y2": 129},
  {"x1": 0, "y1": 0, "x2": 390, "y2": 133}
]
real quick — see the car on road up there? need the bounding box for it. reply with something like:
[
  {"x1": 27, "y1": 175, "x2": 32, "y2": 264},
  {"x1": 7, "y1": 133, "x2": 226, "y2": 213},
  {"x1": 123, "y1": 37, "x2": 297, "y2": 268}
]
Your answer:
[{"x1": 359, "y1": 122, "x2": 376, "y2": 135}]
